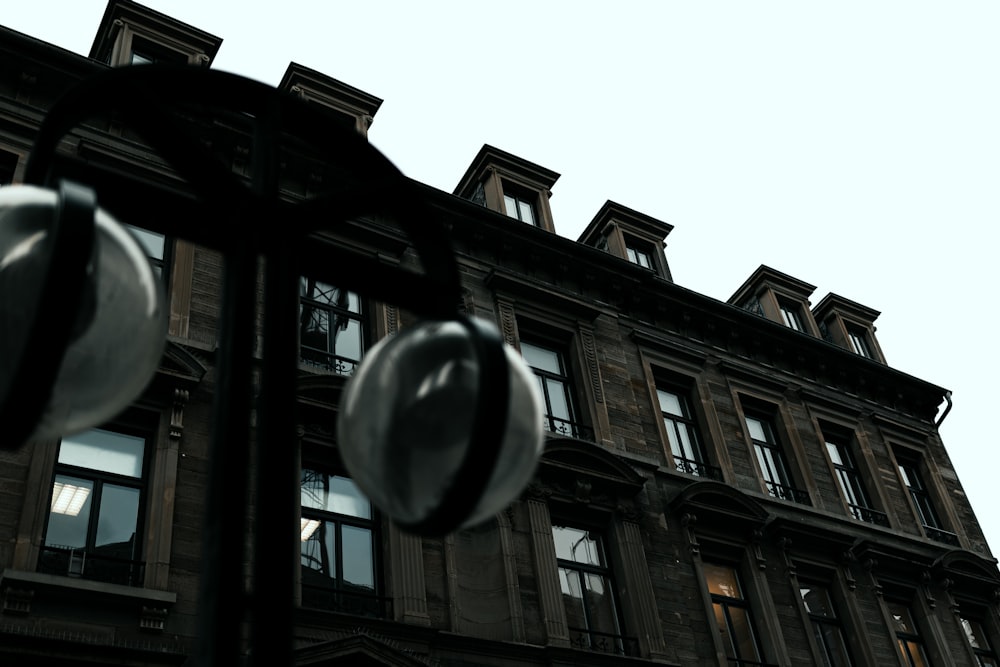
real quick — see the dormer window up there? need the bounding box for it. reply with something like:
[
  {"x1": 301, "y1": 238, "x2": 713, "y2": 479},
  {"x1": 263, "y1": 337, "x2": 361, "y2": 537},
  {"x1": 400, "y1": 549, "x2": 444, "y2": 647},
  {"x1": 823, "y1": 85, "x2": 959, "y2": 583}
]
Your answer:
[
  {"x1": 625, "y1": 237, "x2": 654, "y2": 269},
  {"x1": 578, "y1": 201, "x2": 673, "y2": 281},
  {"x1": 847, "y1": 324, "x2": 873, "y2": 358},
  {"x1": 813, "y1": 293, "x2": 885, "y2": 363},
  {"x1": 778, "y1": 298, "x2": 805, "y2": 332},
  {"x1": 128, "y1": 37, "x2": 189, "y2": 65},
  {"x1": 503, "y1": 188, "x2": 537, "y2": 225},
  {"x1": 453, "y1": 145, "x2": 560, "y2": 233},
  {"x1": 89, "y1": 1, "x2": 221, "y2": 69}
]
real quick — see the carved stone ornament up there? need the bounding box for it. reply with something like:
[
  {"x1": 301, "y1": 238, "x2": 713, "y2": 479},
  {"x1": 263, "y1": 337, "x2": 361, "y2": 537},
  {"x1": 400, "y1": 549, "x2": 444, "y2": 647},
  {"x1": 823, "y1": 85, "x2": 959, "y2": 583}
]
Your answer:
[
  {"x1": 169, "y1": 388, "x2": 189, "y2": 441},
  {"x1": 681, "y1": 513, "x2": 700, "y2": 556},
  {"x1": 1, "y1": 587, "x2": 33, "y2": 615},
  {"x1": 140, "y1": 606, "x2": 169, "y2": 632}
]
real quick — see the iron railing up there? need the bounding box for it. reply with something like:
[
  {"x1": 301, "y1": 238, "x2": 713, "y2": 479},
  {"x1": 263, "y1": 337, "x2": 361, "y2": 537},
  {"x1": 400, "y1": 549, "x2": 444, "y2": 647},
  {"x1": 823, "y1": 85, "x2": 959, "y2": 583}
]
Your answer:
[
  {"x1": 848, "y1": 504, "x2": 890, "y2": 527},
  {"x1": 765, "y1": 481, "x2": 811, "y2": 505},
  {"x1": 924, "y1": 525, "x2": 960, "y2": 546},
  {"x1": 543, "y1": 415, "x2": 595, "y2": 442},
  {"x1": 568, "y1": 627, "x2": 640, "y2": 657},
  {"x1": 38, "y1": 545, "x2": 145, "y2": 587},
  {"x1": 674, "y1": 455, "x2": 724, "y2": 480}
]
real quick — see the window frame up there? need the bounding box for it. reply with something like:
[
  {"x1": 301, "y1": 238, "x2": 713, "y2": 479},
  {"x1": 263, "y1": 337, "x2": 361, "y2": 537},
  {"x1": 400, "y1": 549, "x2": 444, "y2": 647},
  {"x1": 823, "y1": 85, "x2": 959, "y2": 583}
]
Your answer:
[
  {"x1": 896, "y1": 453, "x2": 958, "y2": 545},
  {"x1": 655, "y1": 379, "x2": 719, "y2": 479},
  {"x1": 778, "y1": 297, "x2": 806, "y2": 332},
  {"x1": 959, "y1": 609, "x2": 1000, "y2": 667},
  {"x1": 0, "y1": 147, "x2": 18, "y2": 184},
  {"x1": 846, "y1": 324, "x2": 874, "y2": 359},
  {"x1": 502, "y1": 184, "x2": 539, "y2": 226},
  {"x1": 886, "y1": 599, "x2": 932, "y2": 667},
  {"x1": 744, "y1": 411, "x2": 809, "y2": 505},
  {"x1": 520, "y1": 338, "x2": 584, "y2": 439},
  {"x1": 298, "y1": 276, "x2": 367, "y2": 376},
  {"x1": 39, "y1": 426, "x2": 150, "y2": 587},
  {"x1": 550, "y1": 522, "x2": 630, "y2": 656},
  {"x1": 822, "y1": 429, "x2": 887, "y2": 526},
  {"x1": 799, "y1": 580, "x2": 855, "y2": 667},
  {"x1": 299, "y1": 465, "x2": 385, "y2": 617},
  {"x1": 702, "y1": 560, "x2": 767, "y2": 667}
]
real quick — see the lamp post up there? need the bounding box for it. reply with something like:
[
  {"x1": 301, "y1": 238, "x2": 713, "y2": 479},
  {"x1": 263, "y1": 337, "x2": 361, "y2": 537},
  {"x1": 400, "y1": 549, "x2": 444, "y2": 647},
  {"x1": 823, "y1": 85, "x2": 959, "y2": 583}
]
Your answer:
[{"x1": 0, "y1": 65, "x2": 543, "y2": 666}]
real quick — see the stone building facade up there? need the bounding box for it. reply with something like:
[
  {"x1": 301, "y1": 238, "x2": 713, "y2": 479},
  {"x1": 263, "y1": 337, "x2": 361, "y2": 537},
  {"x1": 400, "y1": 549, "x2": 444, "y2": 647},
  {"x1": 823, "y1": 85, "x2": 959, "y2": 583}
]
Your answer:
[{"x1": 1, "y1": 2, "x2": 998, "y2": 666}]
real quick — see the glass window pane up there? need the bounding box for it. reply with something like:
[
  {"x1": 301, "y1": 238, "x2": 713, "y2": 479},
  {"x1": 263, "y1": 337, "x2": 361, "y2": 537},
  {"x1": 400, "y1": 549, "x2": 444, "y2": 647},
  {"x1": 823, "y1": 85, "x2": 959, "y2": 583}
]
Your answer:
[
  {"x1": 545, "y1": 378, "x2": 572, "y2": 421},
  {"x1": 503, "y1": 195, "x2": 518, "y2": 218},
  {"x1": 657, "y1": 389, "x2": 683, "y2": 417},
  {"x1": 301, "y1": 520, "x2": 336, "y2": 576},
  {"x1": 58, "y1": 429, "x2": 145, "y2": 478},
  {"x1": 95, "y1": 484, "x2": 140, "y2": 552},
  {"x1": 801, "y1": 586, "x2": 834, "y2": 617},
  {"x1": 341, "y1": 525, "x2": 374, "y2": 590},
  {"x1": 125, "y1": 224, "x2": 165, "y2": 260},
  {"x1": 519, "y1": 200, "x2": 535, "y2": 225},
  {"x1": 520, "y1": 342, "x2": 561, "y2": 374},
  {"x1": 333, "y1": 319, "x2": 363, "y2": 362},
  {"x1": 559, "y1": 567, "x2": 587, "y2": 627},
  {"x1": 703, "y1": 562, "x2": 742, "y2": 599},
  {"x1": 585, "y1": 572, "x2": 620, "y2": 635},
  {"x1": 728, "y1": 606, "x2": 761, "y2": 662},
  {"x1": 45, "y1": 475, "x2": 94, "y2": 549},
  {"x1": 301, "y1": 470, "x2": 371, "y2": 519},
  {"x1": 552, "y1": 526, "x2": 601, "y2": 565},
  {"x1": 746, "y1": 416, "x2": 766, "y2": 442}
]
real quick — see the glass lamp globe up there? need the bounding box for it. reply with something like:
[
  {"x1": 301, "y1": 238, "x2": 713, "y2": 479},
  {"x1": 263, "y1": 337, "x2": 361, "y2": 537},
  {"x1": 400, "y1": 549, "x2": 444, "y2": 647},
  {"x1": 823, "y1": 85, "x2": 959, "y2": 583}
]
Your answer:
[
  {"x1": 0, "y1": 184, "x2": 166, "y2": 442},
  {"x1": 337, "y1": 318, "x2": 544, "y2": 534}
]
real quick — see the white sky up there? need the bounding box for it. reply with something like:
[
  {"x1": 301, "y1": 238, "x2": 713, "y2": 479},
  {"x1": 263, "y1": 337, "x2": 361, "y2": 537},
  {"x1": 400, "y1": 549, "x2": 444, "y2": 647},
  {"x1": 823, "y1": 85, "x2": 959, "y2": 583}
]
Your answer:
[{"x1": 7, "y1": 2, "x2": 999, "y2": 557}]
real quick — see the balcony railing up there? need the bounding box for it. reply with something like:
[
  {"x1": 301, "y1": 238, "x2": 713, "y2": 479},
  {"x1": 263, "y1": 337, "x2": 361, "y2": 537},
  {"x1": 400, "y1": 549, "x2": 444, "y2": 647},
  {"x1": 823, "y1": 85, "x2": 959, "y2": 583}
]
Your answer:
[
  {"x1": 568, "y1": 627, "x2": 640, "y2": 657},
  {"x1": 300, "y1": 349, "x2": 359, "y2": 376},
  {"x1": 764, "y1": 481, "x2": 811, "y2": 505},
  {"x1": 923, "y1": 525, "x2": 960, "y2": 546},
  {"x1": 673, "y1": 455, "x2": 724, "y2": 481},
  {"x1": 543, "y1": 415, "x2": 595, "y2": 442},
  {"x1": 301, "y1": 583, "x2": 392, "y2": 619},
  {"x1": 848, "y1": 504, "x2": 890, "y2": 527},
  {"x1": 38, "y1": 545, "x2": 145, "y2": 587}
]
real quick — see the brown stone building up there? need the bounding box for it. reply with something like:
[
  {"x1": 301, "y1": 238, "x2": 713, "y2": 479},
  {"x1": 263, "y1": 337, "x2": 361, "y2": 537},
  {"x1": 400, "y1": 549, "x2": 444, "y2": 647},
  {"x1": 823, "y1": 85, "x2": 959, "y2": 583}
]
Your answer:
[{"x1": 1, "y1": 2, "x2": 998, "y2": 665}]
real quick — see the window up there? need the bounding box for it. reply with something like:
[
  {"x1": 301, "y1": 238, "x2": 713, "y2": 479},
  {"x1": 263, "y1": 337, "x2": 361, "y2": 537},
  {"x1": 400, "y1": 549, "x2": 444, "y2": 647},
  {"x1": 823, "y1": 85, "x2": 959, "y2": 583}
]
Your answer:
[
  {"x1": 300, "y1": 468, "x2": 383, "y2": 617},
  {"x1": 503, "y1": 190, "x2": 537, "y2": 225},
  {"x1": 552, "y1": 525, "x2": 629, "y2": 655},
  {"x1": 39, "y1": 428, "x2": 147, "y2": 586},
  {"x1": 126, "y1": 224, "x2": 169, "y2": 281},
  {"x1": 800, "y1": 583, "x2": 853, "y2": 667},
  {"x1": 825, "y1": 434, "x2": 887, "y2": 526},
  {"x1": 703, "y1": 561, "x2": 765, "y2": 666},
  {"x1": 887, "y1": 601, "x2": 931, "y2": 667},
  {"x1": 521, "y1": 340, "x2": 581, "y2": 438},
  {"x1": 299, "y1": 277, "x2": 364, "y2": 375},
  {"x1": 625, "y1": 239, "x2": 653, "y2": 269},
  {"x1": 128, "y1": 38, "x2": 188, "y2": 66},
  {"x1": 657, "y1": 384, "x2": 718, "y2": 478},
  {"x1": 961, "y1": 615, "x2": 999, "y2": 666},
  {"x1": 0, "y1": 148, "x2": 17, "y2": 184},
  {"x1": 846, "y1": 325, "x2": 873, "y2": 359},
  {"x1": 898, "y1": 459, "x2": 958, "y2": 545},
  {"x1": 778, "y1": 298, "x2": 805, "y2": 332},
  {"x1": 745, "y1": 414, "x2": 808, "y2": 504}
]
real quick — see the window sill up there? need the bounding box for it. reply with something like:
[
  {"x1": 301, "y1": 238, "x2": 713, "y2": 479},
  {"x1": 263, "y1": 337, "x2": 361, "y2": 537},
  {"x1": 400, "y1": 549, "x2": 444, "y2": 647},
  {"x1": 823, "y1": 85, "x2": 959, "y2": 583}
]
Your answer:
[{"x1": 1, "y1": 569, "x2": 175, "y2": 627}]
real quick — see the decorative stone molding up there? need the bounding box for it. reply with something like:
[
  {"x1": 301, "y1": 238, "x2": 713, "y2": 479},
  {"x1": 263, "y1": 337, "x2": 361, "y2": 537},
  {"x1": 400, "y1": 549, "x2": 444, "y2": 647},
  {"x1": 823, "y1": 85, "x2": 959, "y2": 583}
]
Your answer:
[
  {"x1": 681, "y1": 513, "x2": 700, "y2": 556},
  {"x1": 840, "y1": 550, "x2": 857, "y2": 591},
  {"x1": 1, "y1": 586, "x2": 33, "y2": 615},
  {"x1": 140, "y1": 605, "x2": 168, "y2": 632},
  {"x1": 578, "y1": 323, "x2": 603, "y2": 404},
  {"x1": 751, "y1": 529, "x2": 767, "y2": 571},
  {"x1": 863, "y1": 558, "x2": 882, "y2": 597},
  {"x1": 495, "y1": 296, "x2": 518, "y2": 348},
  {"x1": 777, "y1": 537, "x2": 796, "y2": 578},
  {"x1": 169, "y1": 388, "x2": 188, "y2": 441}
]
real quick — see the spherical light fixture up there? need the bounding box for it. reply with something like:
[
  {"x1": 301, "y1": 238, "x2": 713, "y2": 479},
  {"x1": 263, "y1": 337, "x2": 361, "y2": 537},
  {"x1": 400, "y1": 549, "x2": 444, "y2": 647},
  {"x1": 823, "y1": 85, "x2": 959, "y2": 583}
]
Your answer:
[
  {"x1": 337, "y1": 317, "x2": 544, "y2": 535},
  {"x1": 0, "y1": 182, "x2": 166, "y2": 445}
]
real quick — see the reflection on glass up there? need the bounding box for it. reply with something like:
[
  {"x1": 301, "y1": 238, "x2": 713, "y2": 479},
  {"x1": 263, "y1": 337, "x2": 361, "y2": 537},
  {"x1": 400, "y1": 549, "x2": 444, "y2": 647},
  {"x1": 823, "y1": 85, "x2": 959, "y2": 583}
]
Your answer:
[{"x1": 58, "y1": 429, "x2": 145, "y2": 478}]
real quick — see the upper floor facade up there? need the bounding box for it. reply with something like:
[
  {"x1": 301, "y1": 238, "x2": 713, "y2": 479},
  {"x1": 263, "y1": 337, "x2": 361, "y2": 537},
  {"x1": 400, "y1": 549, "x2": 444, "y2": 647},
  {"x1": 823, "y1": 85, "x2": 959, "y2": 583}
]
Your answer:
[{"x1": 0, "y1": 2, "x2": 997, "y2": 666}]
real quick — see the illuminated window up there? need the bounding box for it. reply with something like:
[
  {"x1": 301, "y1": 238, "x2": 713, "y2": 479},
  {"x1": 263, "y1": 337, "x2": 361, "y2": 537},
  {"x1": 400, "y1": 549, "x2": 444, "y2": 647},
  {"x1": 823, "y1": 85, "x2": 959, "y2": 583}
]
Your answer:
[
  {"x1": 300, "y1": 469, "x2": 382, "y2": 617},
  {"x1": 40, "y1": 428, "x2": 147, "y2": 586},
  {"x1": 703, "y1": 562, "x2": 765, "y2": 666},
  {"x1": 299, "y1": 277, "x2": 365, "y2": 375},
  {"x1": 887, "y1": 601, "x2": 931, "y2": 667}
]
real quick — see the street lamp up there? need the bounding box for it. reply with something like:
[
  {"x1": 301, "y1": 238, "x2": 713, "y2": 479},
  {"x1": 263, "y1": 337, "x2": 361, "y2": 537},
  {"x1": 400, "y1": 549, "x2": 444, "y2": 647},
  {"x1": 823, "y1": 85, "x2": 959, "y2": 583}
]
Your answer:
[{"x1": 0, "y1": 65, "x2": 544, "y2": 666}]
